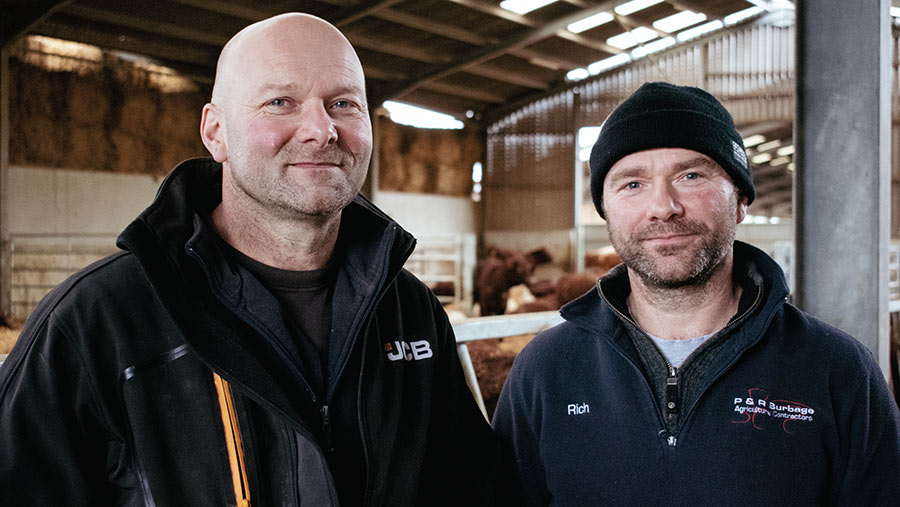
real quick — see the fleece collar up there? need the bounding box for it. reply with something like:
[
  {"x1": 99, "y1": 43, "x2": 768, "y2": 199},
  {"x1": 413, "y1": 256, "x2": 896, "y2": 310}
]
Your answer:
[{"x1": 561, "y1": 241, "x2": 789, "y2": 352}]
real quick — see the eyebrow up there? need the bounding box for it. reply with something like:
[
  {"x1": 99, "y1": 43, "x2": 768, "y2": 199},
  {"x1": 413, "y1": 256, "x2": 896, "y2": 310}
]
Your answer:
[
  {"x1": 606, "y1": 167, "x2": 648, "y2": 182},
  {"x1": 673, "y1": 156, "x2": 718, "y2": 172},
  {"x1": 606, "y1": 156, "x2": 719, "y2": 185}
]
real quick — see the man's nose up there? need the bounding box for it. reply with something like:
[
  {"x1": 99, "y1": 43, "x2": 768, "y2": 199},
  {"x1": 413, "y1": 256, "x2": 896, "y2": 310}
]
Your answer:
[
  {"x1": 296, "y1": 103, "x2": 338, "y2": 145},
  {"x1": 645, "y1": 182, "x2": 683, "y2": 221}
]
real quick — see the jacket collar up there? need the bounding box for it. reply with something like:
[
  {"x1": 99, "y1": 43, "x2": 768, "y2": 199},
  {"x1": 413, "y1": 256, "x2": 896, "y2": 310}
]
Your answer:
[
  {"x1": 118, "y1": 158, "x2": 416, "y2": 283},
  {"x1": 560, "y1": 241, "x2": 789, "y2": 352},
  {"x1": 116, "y1": 158, "x2": 417, "y2": 418}
]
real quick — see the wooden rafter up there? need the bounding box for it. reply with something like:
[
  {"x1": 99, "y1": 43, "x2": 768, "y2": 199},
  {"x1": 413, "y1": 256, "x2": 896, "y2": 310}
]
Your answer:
[
  {"x1": 377, "y1": 0, "x2": 620, "y2": 101},
  {"x1": 61, "y1": 3, "x2": 229, "y2": 46},
  {"x1": 332, "y1": 0, "x2": 406, "y2": 27},
  {"x1": 1, "y1": 0, "x2": 74, "y2": 48},
  {"x1": 167, "y1": 0, "x2": 267, "y2": 21},
  {"x1": 373, "y1": 8, "x2": 495, "y2": 45},
  {"x1": 750, "y1": 188, "x2": 793, "y2": 209}
]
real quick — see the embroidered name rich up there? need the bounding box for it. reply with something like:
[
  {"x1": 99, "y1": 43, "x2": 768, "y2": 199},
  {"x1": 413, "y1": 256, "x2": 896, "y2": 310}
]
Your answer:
[{"x1": 567, "y1": 403, "x2": 590, "y2": 415}]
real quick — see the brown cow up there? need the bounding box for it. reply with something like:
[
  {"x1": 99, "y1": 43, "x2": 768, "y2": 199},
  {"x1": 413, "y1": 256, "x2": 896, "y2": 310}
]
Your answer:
[{"x1": 474, "y1": 246, "x2": 551, "y2": 316}]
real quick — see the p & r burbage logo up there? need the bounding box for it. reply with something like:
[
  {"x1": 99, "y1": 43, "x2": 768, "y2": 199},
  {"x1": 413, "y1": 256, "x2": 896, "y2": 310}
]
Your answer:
[{"x1": 731, "y1": 387, "x2": 815, "y2": 434}]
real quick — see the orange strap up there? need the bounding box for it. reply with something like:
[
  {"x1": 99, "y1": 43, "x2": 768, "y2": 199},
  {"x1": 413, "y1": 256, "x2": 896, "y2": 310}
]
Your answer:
[{"x1": 213, "y1": 372, "x2": 251, "y2": 507}]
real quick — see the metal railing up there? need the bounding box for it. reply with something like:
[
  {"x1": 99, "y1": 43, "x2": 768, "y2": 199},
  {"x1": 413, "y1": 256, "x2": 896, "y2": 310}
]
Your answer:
[
  {"x1": 451, "y1": 311, "x2": 564, "y2": 418},
  {"x1": 404, "y1": 233, "x2": 476, "y2": 311},
  {"x1": 5, "y1": 233, "x2": 119, "y2": 321}
]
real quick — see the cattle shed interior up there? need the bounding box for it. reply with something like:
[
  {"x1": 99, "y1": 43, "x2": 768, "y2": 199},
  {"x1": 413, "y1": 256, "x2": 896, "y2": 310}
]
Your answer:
[{"x1": 1, "y1": 0, "x2": 900, "y2": 399}]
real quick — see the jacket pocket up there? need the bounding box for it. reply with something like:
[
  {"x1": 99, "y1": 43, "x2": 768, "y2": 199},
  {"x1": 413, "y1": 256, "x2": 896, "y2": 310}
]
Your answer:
[{"x1": 120, "y1": 345, "x2": 231, "y2": 507}]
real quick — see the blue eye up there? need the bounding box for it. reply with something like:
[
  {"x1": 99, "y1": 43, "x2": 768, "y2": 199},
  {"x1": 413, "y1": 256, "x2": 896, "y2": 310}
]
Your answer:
[
  {"x1": 269, "y1": 98, "x2": 287, "y2": 107},
  {"x1": 625, "y1": 181, "x2": 641, "y2": 190},
  {"x1": 332, "y1": 100, "x2": 351, "y2": 109}
]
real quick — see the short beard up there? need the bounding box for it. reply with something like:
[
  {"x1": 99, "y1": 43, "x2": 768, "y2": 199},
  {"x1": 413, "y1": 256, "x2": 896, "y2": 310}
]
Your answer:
[
  {"x1": 608, "y1": 200, "x2": 737, "y2": 290},
  {"x1": 228, "y1": 144, "x2": 365, "y2": 220}
]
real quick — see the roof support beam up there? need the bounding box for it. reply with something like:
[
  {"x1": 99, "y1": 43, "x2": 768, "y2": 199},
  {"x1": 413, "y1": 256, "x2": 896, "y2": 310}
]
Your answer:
[
  {"x1": 513, "y1": 47, "x2": 584, "y2": 69},
  {"x1": 421, "y1": 81, "x2": 506, "y2": 104},
  {"x1": 167, "y1": 0, "x2": 267, "y2": 21},
  {"x1": 61, "y1": 4, "x2": 229, "y2": 46},
  {"x1": 368, "y1": 9, "x2": 548, "y2": 89},
  {"x1": 751, "y1": 177, "x2": 791, "y2": 195},
  {"x1": 377, "y1": 0, "x2": 619, "y2": 101},
  {"x1": 751, "y1": 164, "x2": 792, "y2": 180},
  {"x1": 465, "y1": 65, "x2": 549, "y2": 90},
  {"x1": 444, "y1": 0, "x2": 538, "y2": 27},
  {"x1": 1, "y1": 0, "x2": 74, "y2": 48},
  {"x1": 749, "y1": 188, "x2": 792, "y2": 210},
  {"x1": 349, "y1": 33, "x2": 448, "y2": 63},
  {"x1": 30, "y1": 17, "x2": 218, "y2": 71},
  {"x1": 555, "y1": 30, "x2": 622, "y2": 55},
  {"x1": 332, "y1": 0, "x2": 406, "y2": 27},
  {"x1": 373, "y1": 8, "x2": 494, "y2": 45}
]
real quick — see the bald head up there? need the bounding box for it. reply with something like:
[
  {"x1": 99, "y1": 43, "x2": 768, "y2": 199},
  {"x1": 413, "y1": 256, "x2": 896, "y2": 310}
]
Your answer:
[
  {"x1": 199, "y1": 11, "x2": 373, "y2": 256},
  {"x1": 211, "y1": 13, "x2": 365, "y2": 107}
]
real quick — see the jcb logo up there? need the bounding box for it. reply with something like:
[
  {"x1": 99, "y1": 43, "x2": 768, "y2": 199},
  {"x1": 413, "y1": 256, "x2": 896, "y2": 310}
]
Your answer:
[{"x1": 384, "y1": 340, "x2": 433, "y2": 362}]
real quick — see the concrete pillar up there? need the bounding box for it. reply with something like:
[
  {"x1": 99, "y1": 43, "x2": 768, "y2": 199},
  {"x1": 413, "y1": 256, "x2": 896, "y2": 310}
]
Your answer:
[
  {"x1": 793, "y1": 0, "x2": 891, "y2": 377},
  {"x1": 363, "y1": 110, "x2": 380, "y2": 201}
]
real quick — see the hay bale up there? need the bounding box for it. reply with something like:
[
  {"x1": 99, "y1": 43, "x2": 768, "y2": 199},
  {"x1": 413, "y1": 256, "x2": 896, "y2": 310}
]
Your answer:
[{"x1": 0, "y1": 327, "x2": 21, "y2": 355}]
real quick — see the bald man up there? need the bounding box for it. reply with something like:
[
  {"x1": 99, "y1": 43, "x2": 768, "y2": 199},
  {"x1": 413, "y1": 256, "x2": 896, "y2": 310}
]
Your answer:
[{"x1": 0, "y1": 13, "x2": 511, "y2": 506}]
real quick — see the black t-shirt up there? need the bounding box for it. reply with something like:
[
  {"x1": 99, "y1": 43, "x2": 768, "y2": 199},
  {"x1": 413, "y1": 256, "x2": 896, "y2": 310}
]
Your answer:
[
  {"x1": 222, "y1": 242, "x2": 365, "y2": 506},
  {"x1": 226, "y1": 245, "x2": 335, "y2": 399}
]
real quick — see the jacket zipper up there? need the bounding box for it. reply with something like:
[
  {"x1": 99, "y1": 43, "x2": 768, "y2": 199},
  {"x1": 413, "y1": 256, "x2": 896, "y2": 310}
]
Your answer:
[
  {"x1": 598, "y1": 280, "x2": 762, "y2": 448},
  {"x1": 189, "y1": 224, "x2": 415, "y2": 506},
  {"x1": 665, "y1": 366, "x2": 679, "y2": 420},
  {"x1": 186, "y1": 245, "x2": 335, "y2": 478},
  {"x1": 320, "y1": 404, "x2": 334, "y2": 454}
]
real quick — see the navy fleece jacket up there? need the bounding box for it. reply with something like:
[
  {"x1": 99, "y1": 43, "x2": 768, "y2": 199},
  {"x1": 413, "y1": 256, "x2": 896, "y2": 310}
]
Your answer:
[{"x1": 493, "y1": 242, "x2": 900, "y2": 506}]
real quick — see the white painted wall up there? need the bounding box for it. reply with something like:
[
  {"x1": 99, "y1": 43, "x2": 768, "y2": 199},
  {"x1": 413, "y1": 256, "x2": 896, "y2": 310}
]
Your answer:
[
  {"x1": 4, "y1": 167, "x2": 162, "y2": 321},
  {"x1": 8, "y1": 166, "x2": 160, "y2": 234},
  {"x1": 374, "y1": 191, "x2": 478, "y2": 237}
]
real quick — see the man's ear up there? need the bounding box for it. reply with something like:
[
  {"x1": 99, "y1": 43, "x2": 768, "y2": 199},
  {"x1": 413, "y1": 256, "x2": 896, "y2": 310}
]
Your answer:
[
  {"x1": 200, "y1": 103, "x2": 228, "y2": 162},
  {"x1": 736, "y1": 191, "x2": 750, "y2": 224}
]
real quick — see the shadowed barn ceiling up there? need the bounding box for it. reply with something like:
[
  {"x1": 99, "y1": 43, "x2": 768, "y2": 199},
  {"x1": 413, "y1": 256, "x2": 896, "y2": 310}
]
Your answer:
[
  {"x1": 2, "y1": 0, "x2": 802, "y2": 214},
  {"x1": 1, "y1": 0, "x2": 765, "y2": 117}
]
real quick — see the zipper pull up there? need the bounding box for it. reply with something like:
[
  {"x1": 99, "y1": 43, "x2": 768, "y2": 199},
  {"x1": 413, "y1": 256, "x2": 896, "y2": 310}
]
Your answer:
[
  {"x1": 666, "y1": 366, "x2": 678, "y2": 418},
  {"x1": 321, "y1": 405, "x2": 334, "y2": 454}
]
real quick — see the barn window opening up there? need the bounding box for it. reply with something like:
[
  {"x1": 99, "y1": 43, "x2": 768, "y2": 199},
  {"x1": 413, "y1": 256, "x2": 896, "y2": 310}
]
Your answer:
[
  {"x1": 567, "y1": 12, "x2": 614, "y2": 34},
  {"x1": 500, "y1": 0, "x2": 558, "y2": 15},
  {"x1": 615, "y1": 0, "x2": 664, "y2": 16},
  {"x1": 564, "y1": 2, "x2": 784, "y2": 83},
  {"x1": 382, "y1": 101, "x2": 464, "y2": 130},
  {"x1": 471, "y1": 162, "x2": 483, "y2": 202}
]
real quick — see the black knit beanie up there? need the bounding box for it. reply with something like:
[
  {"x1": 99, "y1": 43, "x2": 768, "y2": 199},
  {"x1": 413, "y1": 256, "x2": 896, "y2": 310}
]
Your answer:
[{"x1": 589, "y1": 82, "x2": 754, "y2": 218}]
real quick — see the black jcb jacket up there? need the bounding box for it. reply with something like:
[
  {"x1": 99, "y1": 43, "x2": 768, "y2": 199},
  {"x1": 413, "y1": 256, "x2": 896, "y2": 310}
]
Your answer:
[{"x1": 0, "y1": 158, "x2": 508, "y2": 506}]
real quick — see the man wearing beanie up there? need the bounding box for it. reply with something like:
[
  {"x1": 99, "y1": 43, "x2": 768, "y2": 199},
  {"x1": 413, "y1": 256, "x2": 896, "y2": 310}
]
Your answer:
[{"x1": 493, "y1": 82, "x2": 900, "y2": 505}]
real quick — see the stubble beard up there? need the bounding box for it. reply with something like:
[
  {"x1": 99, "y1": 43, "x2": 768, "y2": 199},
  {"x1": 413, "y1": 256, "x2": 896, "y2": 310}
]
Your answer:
[
  {"x1": 228, "y1": 143, "x2": 368, "y2": 220},
  {"x1": 608, "y1": 204, "x2": 738, "y2": 290}
]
